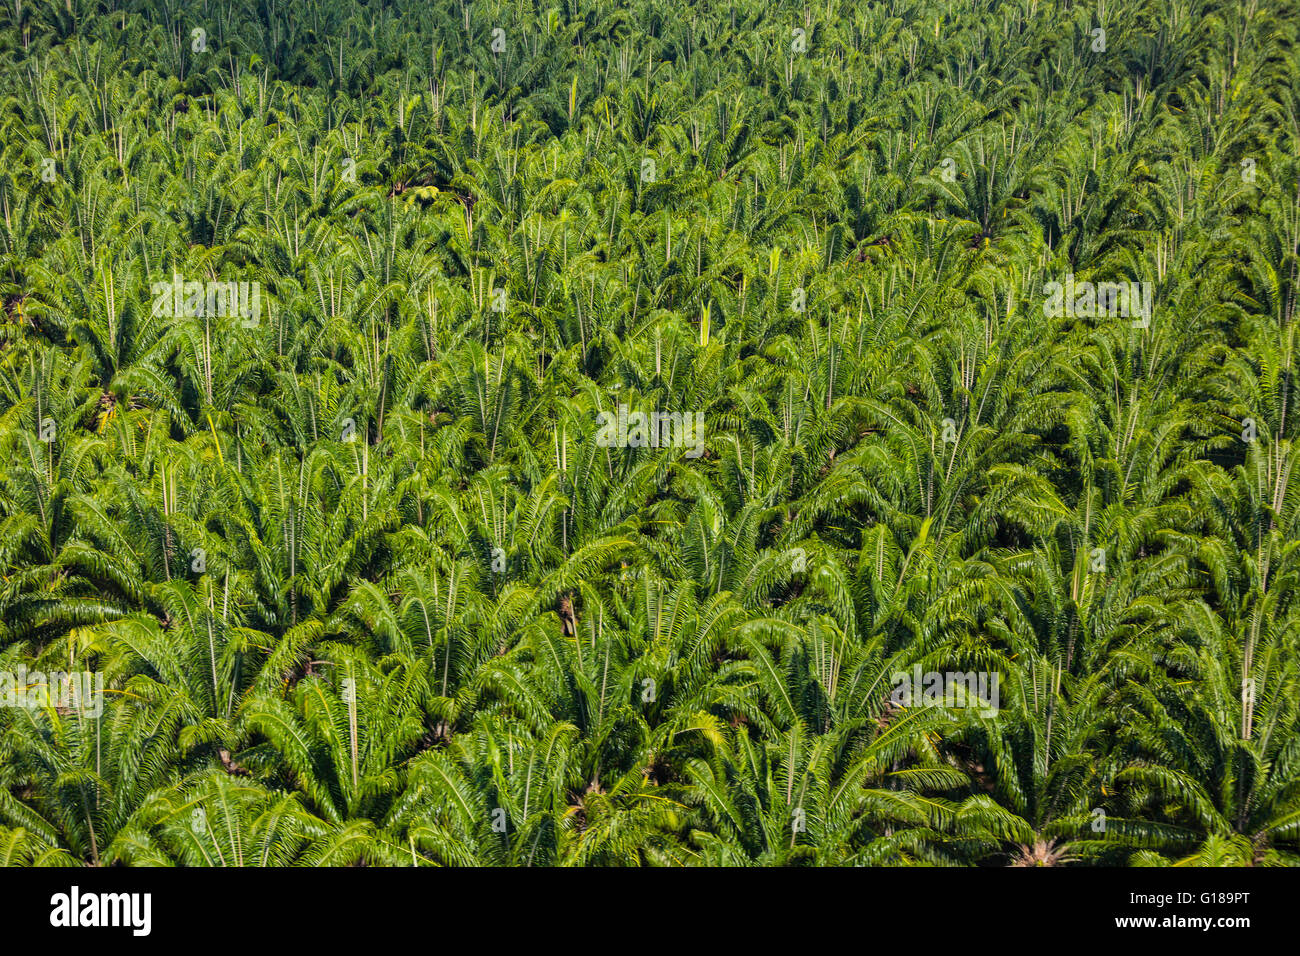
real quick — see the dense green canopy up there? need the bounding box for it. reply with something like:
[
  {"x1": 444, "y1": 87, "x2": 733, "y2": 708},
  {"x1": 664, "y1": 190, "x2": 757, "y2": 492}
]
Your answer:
[{"x1": 0, "y1": 0, "x2": 1297, "y2": 866}]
